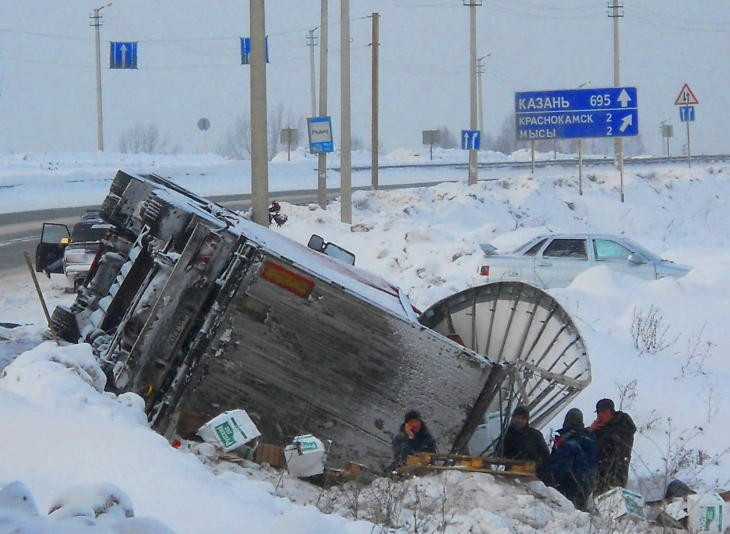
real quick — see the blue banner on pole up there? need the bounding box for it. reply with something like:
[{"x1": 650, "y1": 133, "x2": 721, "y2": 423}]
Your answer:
[
  {"x1": 241, "y1": 37, "x2": 270, "y2": 65},
  {"x1": 109, "y1": 42, "x2": 138, "y2": 69}
]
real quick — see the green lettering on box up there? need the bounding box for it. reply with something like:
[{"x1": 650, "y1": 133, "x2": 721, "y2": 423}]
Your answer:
[{"x1": 215, "y1": 421, "x2": 237, "y2": 448}]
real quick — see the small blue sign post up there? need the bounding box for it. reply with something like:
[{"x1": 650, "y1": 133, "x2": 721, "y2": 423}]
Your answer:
[
  {"x1": 241, "y1": 37, "x2": 270, "y2": 65},
  {"x1": 679, "y1": 106, "x2": 695, "y2": 123},
  {"x1": 514, "y1": 87, "x2": 638, "y2": 140},
  {"x1": 109, "y1": 42, "x2": 138, "y2": 69},
  {"x1": 461, "y1": 130, "x2": 481, "y2": 150},
  {"x1": 307, "y1": 117, "x2": 334, "y2": 154}
]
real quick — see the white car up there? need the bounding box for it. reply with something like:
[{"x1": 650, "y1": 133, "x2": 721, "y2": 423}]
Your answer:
[{"x1": 479, "y1": 234, "x2": 691, "y2": 289}]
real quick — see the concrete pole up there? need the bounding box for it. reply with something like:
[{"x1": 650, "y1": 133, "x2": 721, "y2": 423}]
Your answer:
[
  {"x1": 340, "y1": 0, "x2": 352, "y2": 224},
  {"x1": 468, "y1": 3, "x2": 478, "y2": 185},
  {"x1": 371, "y1": 12, "x2": 380, "y2": 190},
  {"x1": 308, "y1": 28, "x2": 317, "y2": 117},
  {"x1": 611, "y1": 0, "x2": 625, "y2": 202},
  {"x1": 250, "y1": 0, "x2": 269, "y2": 226},
  {"x1": 317, "y1": 0, "x2": 329, "y2": 209},
  {"x1": 477, "y1": 56, "x2": 484, "y2": 150},
  {"x1": 90, "y1": 4, "x2": 111, "y2": 152}
]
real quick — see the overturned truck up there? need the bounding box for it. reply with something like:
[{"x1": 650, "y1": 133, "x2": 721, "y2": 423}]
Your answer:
[{"x1": 53, "y1": 171, "x2": 591, "y2": 473}]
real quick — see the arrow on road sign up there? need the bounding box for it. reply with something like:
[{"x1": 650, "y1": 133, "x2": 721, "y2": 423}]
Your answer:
[
  {"x1": 617, "y1": 89, "x2": 631, "y2": 108},
  {"x1": 674, "y1": 83, "x2": 699, "y2": 106},
  {"x1": 121, "y1": 44, "x2": 127, "y2": 69},
  {"x1": 620, "y1": 115, "x2": 633, "y2": 133}
]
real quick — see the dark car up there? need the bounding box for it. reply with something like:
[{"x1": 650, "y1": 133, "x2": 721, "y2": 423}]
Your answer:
[{"x1": 35, "y1": 214, "x2": 111, "y2": 292}]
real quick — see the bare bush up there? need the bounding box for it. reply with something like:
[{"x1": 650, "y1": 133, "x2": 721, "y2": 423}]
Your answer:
[
  {"x1": 678, "y1": 323, "x2": 714, "y2": 378},
  {"x1": 217, "y1": 104, "x2": 302, "y2": 161},
  {"x1": 117, "y1": 122, "x2": 180, "y2": 154},
  {"x1": 630, "y1": 306, "x2": 678, "y2": 355}
]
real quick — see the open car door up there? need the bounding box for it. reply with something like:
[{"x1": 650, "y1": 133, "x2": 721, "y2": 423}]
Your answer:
[{"x1": 35, "y1": 223, "x2": 70, "y2": 272}]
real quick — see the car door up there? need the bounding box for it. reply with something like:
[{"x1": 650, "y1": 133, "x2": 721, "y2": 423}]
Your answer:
[
  {"x1": 534, "y1": 237, "x2": 589, "y2": 288},
  {"x1": 35, "y1": 223, "x2": 70, "y2": 272},
  {"x1": 592, "y1": 237, "x2": 656, "y2": 281}
]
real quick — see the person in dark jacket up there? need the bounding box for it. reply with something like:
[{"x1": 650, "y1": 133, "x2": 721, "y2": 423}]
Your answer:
[
  {"x1": 502, "y1": 405, "x2": 550, "y2": 479},
  {"x1": 589, "y1": 398, "x2": 636, "y2": 495},
  {"x1": 544, "y1": 408, "x2": 597, "y2": 511},
  {"x1": 392, "y1": 410, "x2": 437, "y2": 467}
]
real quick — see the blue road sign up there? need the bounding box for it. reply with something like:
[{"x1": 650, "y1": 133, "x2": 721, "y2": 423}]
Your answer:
[
  {"x1": 514, "y1": 87, "x2": 638, "y2": 140},
  {"x1": 461, "y1": 130, "x2": 481, "y2": 150},
  {"x1": 109, "y1": 42, "x2": 138, "y2": 69},
  {"x1": 241, "y1": 37, "x2": 270, "y2": 65},
  {"x1": 679, "y1": 106, "x2": 695, "y2": 123},
  {"x1": 307, "y1": 117, "x2": 334, "y2": 153}
]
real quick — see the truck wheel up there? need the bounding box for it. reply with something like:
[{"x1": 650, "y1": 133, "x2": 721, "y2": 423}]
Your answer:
[
  {"x1": 140, "y1": 194, "x2": 173, "y2": 229},
  {"x1": 109, "y1": 172, "x2": 133, "y2": 197},
  {"x1": 51, "y1": 306, "x2": 81, "y2": 343}
]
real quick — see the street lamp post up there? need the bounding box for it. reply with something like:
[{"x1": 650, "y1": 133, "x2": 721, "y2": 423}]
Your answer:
[
  {"x1": 90, "y1": 2, "x2": 112, "y2": 152},
  {"x1": 477, "y1": 53, "x2": 490, "y2": 151}
]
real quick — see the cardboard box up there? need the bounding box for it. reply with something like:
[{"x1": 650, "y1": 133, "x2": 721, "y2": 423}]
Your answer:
[
  {"x1": 687, "y1": 493, "x2": 725, "y2": 533},
  {"x1": 197, "y1": 410, "x2": 261, "y2": 452},
  {"x1": 595, "y1": 487, "x2": 646, "y2": 521},
  {"x1": 284, "y1": 434, "x2": 327, "y2": 478}
]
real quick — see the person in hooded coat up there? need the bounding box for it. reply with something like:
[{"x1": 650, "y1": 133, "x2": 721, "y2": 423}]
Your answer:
[
  {"x1": 543, "y1": 408, "x2": 597, "y2": 511},
  {"x1": 589, "y1": 398, "x2": 637, "y2": 495},
  {"x1": 502, "y1": 405, "x2": 550, "y2": 479},
  {"x1": 391, "y1": 410, "x2": 437, "y2": 467}
]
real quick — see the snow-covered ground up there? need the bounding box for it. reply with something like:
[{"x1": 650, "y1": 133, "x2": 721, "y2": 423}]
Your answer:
[{"x1": 2, "y1": 149, "x2": 730, "y2": 533}]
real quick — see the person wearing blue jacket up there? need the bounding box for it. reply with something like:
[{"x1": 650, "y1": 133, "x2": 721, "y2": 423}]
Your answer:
[
  {"x1": 544, "y1": 408, "x2": 597, "y2": 511},
  {"x1": 391, "y1": 410, "x2": 437, "y2": 467}
]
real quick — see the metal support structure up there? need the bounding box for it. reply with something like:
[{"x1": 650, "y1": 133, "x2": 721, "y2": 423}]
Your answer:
[
  {"x1": 465, "y1": 0, "x2": 481, "y2": 185},
  {"x1": 340, "y1": 0, "x2": 352, "y2": 223},
  {"x1": 307, "y1": 28, "x2": 318, "y2": 118},
  {"x1": 371, "y1": 13, "x2": 380, "y2": 190},
  {"x1": 578, "y1": 139, "x2": 583, "y2": 196},
  {"x1": 90, "y1": 3, "x2": 111, "y2": 152},
  {"x1": 686, "y1": 121, "x2": 692, "y2": 168},
  {"x1": 609, "y1": 0, "x2": 625, "y2": 201},
  {"x1": 317, "y1": 0, "x2": 329, "y2": 209},
  {"x1": 250, "y1": 0, "x2": 269, "y2": 226}
]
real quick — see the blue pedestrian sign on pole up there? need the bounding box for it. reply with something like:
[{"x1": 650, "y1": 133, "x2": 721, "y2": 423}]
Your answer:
[
  {"x1": 679, "y1": 106, "x2": 695, "y2": 122},
  {"x1": 241, "y1": 37, "x2": 270, "y2": 65},
  {"x1": 307, "y1": 117, "x2": 334, "y2": 153},
  {"x1": 514, "y1": 87, "x2": 639, "y2": 140},
  {"x1": 461, "y1": 130, "x2": 481, "y2": 150},
  {"x1": 109, "y1": 42, "x2": 138, "y2": 69}
]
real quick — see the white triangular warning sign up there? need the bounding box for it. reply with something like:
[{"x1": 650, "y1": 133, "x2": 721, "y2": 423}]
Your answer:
[{"x1": 675, "y1": 84, "x2": 699, "y2": 105}]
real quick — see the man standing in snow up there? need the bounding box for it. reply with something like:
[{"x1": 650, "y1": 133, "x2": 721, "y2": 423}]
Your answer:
[
  {"x1": 391, "y1": 410, "x2": 437, "y2": 467},
  {"x1": 589, "y1": 398, "x2": 636, "y2": 495},
  {"x1": 543, "y1": 408, "x2": 597, "y2": 511},
  {"x1": 502, "y1": 405, "x2": 550, "y2": 479}
]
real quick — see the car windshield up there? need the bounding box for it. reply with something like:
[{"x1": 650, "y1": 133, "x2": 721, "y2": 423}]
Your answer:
[
  {"x1": 71, "y1": 221, "x2": 108, "y2": 243},
  {"x1": 620, "y1": 238, "x2": 664, "y2": 262}
]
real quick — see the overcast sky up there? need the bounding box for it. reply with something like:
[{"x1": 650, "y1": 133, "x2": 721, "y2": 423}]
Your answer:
[{"x1": 0, "y1": 1, "x2": 728, "y2": 156}]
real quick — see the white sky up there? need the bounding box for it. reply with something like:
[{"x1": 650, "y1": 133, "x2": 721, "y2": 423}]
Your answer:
[
  {"x1": 2, "y1": 151, "x2": 730, "y2": 533},
  {"x1": 1, "y1": 1, "x2": 728, "y2": 155}
]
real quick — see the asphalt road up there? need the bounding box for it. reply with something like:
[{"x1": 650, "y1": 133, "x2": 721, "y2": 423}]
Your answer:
[{"x1": 0, "y1": 190, "x2": 344, "y2": 275}]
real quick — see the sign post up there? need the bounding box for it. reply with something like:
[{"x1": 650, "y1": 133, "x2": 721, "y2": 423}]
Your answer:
[
  {"x1": 280, "y1": 128, "x2": 299, "y2": 161},
  {"x1": 675, "y1": 84, "x2": 698, "y2": 168},
  {"x1": 422, "y1": 130, "x2": 440, "y2": 161},
  {"x1": 515, "y1": 86, "x2": 639, "y2": 201},
  {"x1": 197, "y1": 118, "x2": 211, "y2": 154}
]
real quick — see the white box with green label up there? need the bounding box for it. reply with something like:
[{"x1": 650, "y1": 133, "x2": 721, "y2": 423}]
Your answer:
[
  {"x1": 687, "y1": 493, "x2": 725, "y2": 533},
  {"x1": 595, "y1": 487, "x2": 645, "y2": 521},
  {"x1": 197, "y1": 410, "x2": 261, "y2": 452},
  {"x1": 284, "y1": 434, "x2": 327, "y2": 478}
]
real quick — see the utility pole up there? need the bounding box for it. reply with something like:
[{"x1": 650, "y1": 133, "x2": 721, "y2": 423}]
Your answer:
[
  {"x1": 317, "y1": 0, "x2": 329, "y2": 209},
  {"x1": 307, "y1": 28, "x2": 318, "y2": 118},
  {"x1": 609, "y1": 0, "x2": 625, "y2": 201},
  {"x1": 477, "y1": 55, "x2": 488, "y2": 151},
  {"x1": 341, "y1": 0, "x2": 352, "y2": 224},
  {"x1": 371, "y1": 12, "x2": 380, "y2": 190},
  {"x1": 250, "y1": 0, "x2": 269, "y2": 226},
  {"x1": 90, "y1": 3, "x2": 112, "y2": 152},
  {"x1": 464, "y1": 0, "x2": 481, "y2": 185}
]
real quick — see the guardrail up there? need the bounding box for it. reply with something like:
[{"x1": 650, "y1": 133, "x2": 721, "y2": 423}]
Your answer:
[{"x1": 336, "y1": 154, "x2": 730, "y2": 173}]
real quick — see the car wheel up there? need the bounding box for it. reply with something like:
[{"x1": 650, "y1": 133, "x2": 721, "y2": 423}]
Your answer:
[
  {"x1": 99, "y1": 194, "x2": 121, "y2": 224},
  {"x1": 51, "y1": 305, "x2": 81, "y2": 343}
]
